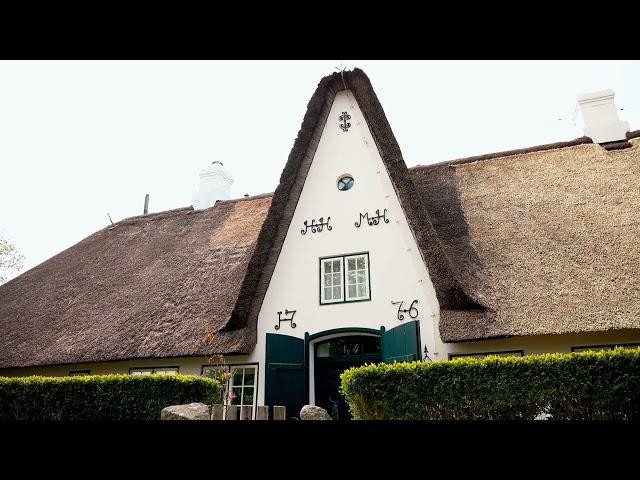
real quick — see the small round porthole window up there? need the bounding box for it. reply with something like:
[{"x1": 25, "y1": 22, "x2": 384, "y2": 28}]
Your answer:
[{"x1": 337, "y1": 175, "x2": 354, "y2": 191}]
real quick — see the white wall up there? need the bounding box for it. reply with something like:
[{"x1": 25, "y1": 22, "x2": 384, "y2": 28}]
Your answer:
[{"x1": 248, "y1": 90, "x2": 442, "y2": 405}]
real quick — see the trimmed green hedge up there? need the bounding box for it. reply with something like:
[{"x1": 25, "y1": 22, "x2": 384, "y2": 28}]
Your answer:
[
  {"x1": 340, "y1": 347, "x2": 640, "y2": 420},
  {"x1": 0, "y1": 374, "x2": 221, "y2": 420}
]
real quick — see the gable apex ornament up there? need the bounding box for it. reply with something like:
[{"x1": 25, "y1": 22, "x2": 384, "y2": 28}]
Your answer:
[{"x1": 339, "y1": 111, "x2": 351, "y2": 132}]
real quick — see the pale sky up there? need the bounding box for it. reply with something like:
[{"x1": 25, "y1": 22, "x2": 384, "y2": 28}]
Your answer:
[{"x1": 1, "y1": 60, "x2": 639, "y2": 280}]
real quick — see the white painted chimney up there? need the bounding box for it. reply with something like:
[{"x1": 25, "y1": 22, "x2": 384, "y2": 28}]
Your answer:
[
  {"x1": 578, "y1": 90, "x2": 629, "y2": 143},
  {"x1": 192, "y1": 161, "x2": 234, "y2": 209}
]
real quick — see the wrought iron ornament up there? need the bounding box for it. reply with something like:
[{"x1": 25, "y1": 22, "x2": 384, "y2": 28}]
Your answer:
[
  {"x1": 423, "y1": 345, "x2": 432, "y2": 362},
  {"x1": 339, "y1": 111, "x2": 351, "y2": 132},
  {"x1": 391, "y1": 299, "x2": 419, "y2": 321},
  {"x1": 301, "y1": 217, "x2": 332, "y2": 235},
  {"x1": 355, "y1": 209, "x2": 389, "y2": 228},
  {"x1": 275, "y1": 310, "x2": 296, "y2": 330}
]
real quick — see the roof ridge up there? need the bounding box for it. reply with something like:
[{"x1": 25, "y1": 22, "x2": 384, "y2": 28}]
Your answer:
[
  {"x1": 410, "y1": 136, "x2": 593, "y2": 171},
  {"x1": 115, "y1": 193, "x2": 275, "y2": 226},
  {"x1": 117, "y1": 206, "x2": 194, "y2": 225},
  {"x1": 214, "y1": 192, "x2": 274, "y2": 205},
  {"x1": 410, "y1": 129, "x2": 640, "y2": 172}
]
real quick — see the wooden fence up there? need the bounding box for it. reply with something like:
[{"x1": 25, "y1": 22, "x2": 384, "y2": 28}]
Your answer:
[{"x1": 211, "y1": 404, "x2": 287, "y2": 420}]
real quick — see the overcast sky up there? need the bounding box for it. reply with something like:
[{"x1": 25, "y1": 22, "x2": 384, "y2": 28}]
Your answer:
[{"x1": 1, "y1": 60, "x2": 639, "y2": 280}]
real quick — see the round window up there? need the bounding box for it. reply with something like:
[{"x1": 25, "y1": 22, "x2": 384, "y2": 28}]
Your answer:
[{"x1": 337, "y1": 175, "x2": 354, "y2": 191}]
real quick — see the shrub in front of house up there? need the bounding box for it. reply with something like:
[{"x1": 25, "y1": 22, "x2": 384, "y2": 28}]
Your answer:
[
  {"x1": 340, "y1": 347, "x2": 640, "y2": 420},
  {"x1": 0, "y1": 374, "x2": 221, "y2": 420}
]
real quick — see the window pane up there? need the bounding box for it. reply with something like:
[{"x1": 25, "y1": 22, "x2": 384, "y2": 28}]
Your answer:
[
  {"x1": 324, "y1": 274, "x2": 331, "y2": 287},
  {"x1": 333, "y1": 286, "x2": 341, "y2": 299},
  {"x1": 232, "y1": 370, "x2": 244, "y2": 386},
  {"x1": 348, "y1": 285, "x2": 356, "y2": 298},
  {"x1": 324, "y1": 287, "x2": 332, "y2": 300},
  {"x1": 357, "y1": 284, "x2": 366, "y2": 297},
  {"x1": 243, "y1": 387, "x2": 254, "y2": 406},
  {"x1": 244, "y1": 369, "x2": 255, "y2": 386},
  {"x1": 231, "y1": 387, "x2": 242, "y2": 405},
  {"x1": 332, "y1": 273, "x2": 341, "y2": 286},
  {"x1": 333, "y1": 260, "x2": 341, "y2": 272},
  {"x1": 357, "y1": 271, "x2": 365, "y2": 284},
  {"x1": 348, "y1": 271, "x2": 356, "y2": 284},
  {"x1": 356, "y1": 257, "x2": 365, "y2": 269},
  {"x1": 324, "y1": 261, "x2": 332, "y2": 274},
  {"x1": 347, "y1": 258, "x2": 355, "y2": 270}
]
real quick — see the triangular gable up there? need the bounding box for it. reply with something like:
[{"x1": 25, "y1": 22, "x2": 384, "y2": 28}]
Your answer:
[{"x1": 224, "y1": 68, "x2": 484, "y2": 341}]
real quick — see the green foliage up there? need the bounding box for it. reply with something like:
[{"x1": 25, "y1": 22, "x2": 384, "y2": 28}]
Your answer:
[
  {"x1": 0, "y1": 235, "x2": 25, "y2": 284},
  {"x1": 0, "y1": 374, "x2": 221, "y2": 420},
  {"x1": 340, "y1": 347, "x2": 640, "y2": 420}
]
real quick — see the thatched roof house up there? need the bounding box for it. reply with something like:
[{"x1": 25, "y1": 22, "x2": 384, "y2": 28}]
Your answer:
[{"x1": 1, "y1": 68, "x2": 639, "y2": 373}]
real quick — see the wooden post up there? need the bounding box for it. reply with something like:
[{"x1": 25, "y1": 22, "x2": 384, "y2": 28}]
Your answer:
[
  {"x1": 226, "y1": 405, "x2": 238, "y2": 420},
  {"x1": 211, "y1": 404, "x2": 224, "y2": 420},
  {"x1": 273, "y1": 405, "x2": 286, "y2": 421},
  {"x1": 143, "y1": 194, "x2": 149, "y2": 215},
  {"x1": 256, "y1": 406, "x2": 269, "y2": 420},
  {"x1": 240, "y1": 405, "x2": 252, "y2": 420}
]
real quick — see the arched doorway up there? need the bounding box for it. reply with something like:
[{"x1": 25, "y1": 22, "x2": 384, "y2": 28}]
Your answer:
[{"x1": 313, "y1": 334, "x2": 382, "y2": 420}]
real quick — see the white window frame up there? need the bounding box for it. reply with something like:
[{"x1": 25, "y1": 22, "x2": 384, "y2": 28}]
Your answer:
[
  {"x1": 571, "y1": 343, "x2": 640, "y2": 353},
  {"x1": 320, "y1": 252, "x2": 370, "y2": 305},
  {"x1": 344, "y1": 253, "x2": 369, "y2": 301},
  {"x1": 448, "y1": 350, "x2": 524, "y2": 360},
  {"x1": 202, "y1": 364, "x2": 258, "y2": 419},
  {"x1": 129, "y1": 366, "x2": 179, "y2": 375},
  {"x1": 228, "y1": 365, "x2": 257, "y2": 418},
  {"x1": 320, "y1": 257, "x2": 344, "y2": 304}
]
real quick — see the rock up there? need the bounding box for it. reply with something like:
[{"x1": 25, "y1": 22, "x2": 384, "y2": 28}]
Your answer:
[
  {"x1": 300, "y1": 405, "x2": 332, "y2": 420},
  {"x1": 161, "y1": 403, "x2": 211, "y2": 420},
  {"x1": 534, "y1": 412, "x2": 552, "y2": 420}
]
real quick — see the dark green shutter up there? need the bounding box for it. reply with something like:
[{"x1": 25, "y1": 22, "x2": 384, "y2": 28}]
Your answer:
[
  {"x1": 382, "y1": 321, "x2": 420, "y2": 363},
  {"x1": 265, "y1": 333, "x2": 305, "y2": 419}
]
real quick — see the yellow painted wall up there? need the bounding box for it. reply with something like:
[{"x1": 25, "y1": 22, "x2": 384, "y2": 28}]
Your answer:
[{"x1": 0, "y1": 355, "x2": 254, "y2": 377}]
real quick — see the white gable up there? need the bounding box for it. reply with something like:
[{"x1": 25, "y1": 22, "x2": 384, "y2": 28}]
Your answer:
[{"x1": 250, "y1": 90, "x2": 442, "y2": 404}]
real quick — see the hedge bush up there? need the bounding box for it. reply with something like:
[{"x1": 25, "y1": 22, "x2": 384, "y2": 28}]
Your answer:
[
  {"x1": 340, "y1": 347, "x2": 640, "y2": 420},
  {"x1": 0, "y1": 374, "x2": 220, "y2": 420}
]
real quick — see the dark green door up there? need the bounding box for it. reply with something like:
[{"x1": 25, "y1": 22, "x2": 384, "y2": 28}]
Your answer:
[
  {"x1": 265, "y1": 333, "x2": 305, "y2": 419},
  {"x1": 382, "y1": 321, "x2": 420, "y2": 363},
  {"x1": 314, "y1": 335, "x2": 382, "y2": 420}
]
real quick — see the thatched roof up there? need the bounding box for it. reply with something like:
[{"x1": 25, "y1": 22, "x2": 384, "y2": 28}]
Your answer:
[
  {"x1": 0, "y1": 194, "x2": 272, "y2": 368},
  {"x1": 410, "y1": 134, "x2": 640, "y2": 342}
]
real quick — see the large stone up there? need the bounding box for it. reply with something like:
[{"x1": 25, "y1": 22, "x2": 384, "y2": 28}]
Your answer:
[
  {"x1": 161, "y1": 403, "x2": 211, "y2": 420},
  {"x1": 300, "y1": 405, "x2": 332, "y2": 420}
]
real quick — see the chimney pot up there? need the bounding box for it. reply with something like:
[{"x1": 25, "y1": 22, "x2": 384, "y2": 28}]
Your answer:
[
  {"x1": 192, "y1": 162, "x2": 234, "y2": 209},
  {"x1": 578, "y1": 89, "x2": 629, "y2": 143}
]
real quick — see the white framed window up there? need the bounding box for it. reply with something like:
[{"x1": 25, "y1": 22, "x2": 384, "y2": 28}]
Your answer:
[
  {"x1": 320, "y1": 252, "x2": 370, "y2": 304},
  {"x1": 321, "y1": 257, "x2": 344, "y2": 303},
  {"x1": 345, "y1": 254, "x2": 369, "y2": 301},
  {"x1": 229, "y1": 366, "x2": 257, "y2": 416},
  {"x1": 571, "y1": 343, "x2": 640, "y2": 353},
  {"x1": 129, "y1": 367, "x2": 179, "y2": 375},
  {"x1": 201, "y1": 364, "x2": 259, "y2": 419},
  {"x1": 448, "y1": 350, "x2": 524, "y2": 360},
  {"x1": 153, "y1": 367, "x2": 179, "y2": 375}
]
